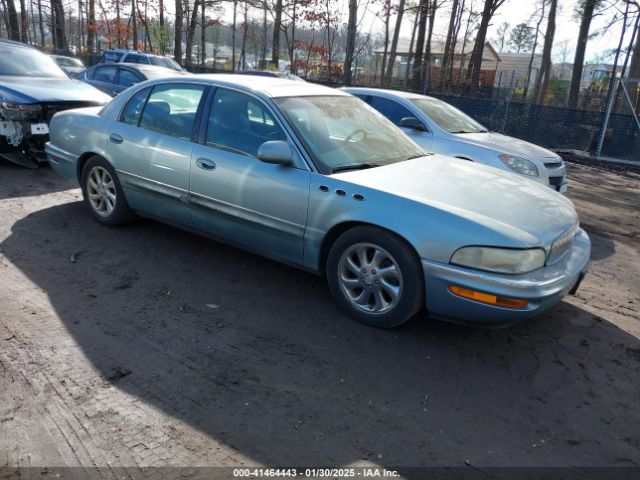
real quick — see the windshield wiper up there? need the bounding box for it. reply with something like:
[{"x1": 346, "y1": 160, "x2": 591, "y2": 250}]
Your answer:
[{"x1": 330, "y1": 163, "x2": 379, "y2": 173}]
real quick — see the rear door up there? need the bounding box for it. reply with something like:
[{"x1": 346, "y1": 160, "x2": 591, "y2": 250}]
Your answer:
[
  {"x1": 88, "y1": 65, "x2": 119, "y2": 96},
  {"x1": 106, "y1": 83, "x2": 208, "y2": 227},
  {"x1": 189, "y1": 87, "x2": 310, "y2": 265},
  {"x1": 116, "y1": 66, "x2": 144, "y2": 94}
]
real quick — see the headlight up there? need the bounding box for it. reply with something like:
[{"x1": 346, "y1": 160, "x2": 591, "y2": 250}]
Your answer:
[
  {"x1": 499, "y1": 154, "x2": 539, "y2": 177},
  {"x1": 0, "y1": 102, "x2": 42, "y2": 120},
  {"x1": 450, "y1": 247, "x2": 546, "y2": 274}
]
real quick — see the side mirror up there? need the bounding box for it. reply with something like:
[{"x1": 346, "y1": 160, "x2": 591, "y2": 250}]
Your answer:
[
  {"x1": 257, "y1": 140, "x2": 293, "y2": 166},
  {"x1": 400, "y1": 117, "x2": 427, "y2": 132}
]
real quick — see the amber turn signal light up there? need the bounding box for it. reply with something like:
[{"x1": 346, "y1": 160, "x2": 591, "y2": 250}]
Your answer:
[{"x1": 448, "y1": 285, "x2": 529, "y2": 309}]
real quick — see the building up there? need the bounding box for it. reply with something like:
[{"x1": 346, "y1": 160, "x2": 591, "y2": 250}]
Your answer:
[
  {"x1": 373, "y1": 39, "x2": 501, "y2": 88},
  {"x1": 494, "y1": 52, "x2": 542, "y2": 91}
]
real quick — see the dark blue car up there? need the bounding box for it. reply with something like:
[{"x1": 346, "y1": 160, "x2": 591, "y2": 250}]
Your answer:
[{"x1": 0, "y1": 40, "x2": 110, "y2": 167}]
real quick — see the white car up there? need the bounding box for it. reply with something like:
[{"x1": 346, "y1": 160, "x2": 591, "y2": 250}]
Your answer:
[
  {"x1": 343, "y1": 88, "x2": 568, "y2": 193},
  {"x1": 51, "y1": 55, "x2": 85, "y2": 76}
]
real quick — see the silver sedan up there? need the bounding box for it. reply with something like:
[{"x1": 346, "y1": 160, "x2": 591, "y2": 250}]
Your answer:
[
  {"x1": 343, "y1": 87, "x2": 568, "y2": 193},
  {"x1": 46, "y1": 75, "x2": 589, "y2": 328}
]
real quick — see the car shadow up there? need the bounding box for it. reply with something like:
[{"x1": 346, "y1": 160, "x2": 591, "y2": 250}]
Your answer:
[
  {"x1": 1, "y1": 201, "x2": 639, "y2": 469},
  {"x1": 0, "y1": 157, "x2": 75, "y2": 200}
]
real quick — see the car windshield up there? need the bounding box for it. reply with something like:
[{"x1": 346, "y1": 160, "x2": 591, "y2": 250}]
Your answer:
[
  {"x1": 0, "y1": 46, "x2": 67, "y2": 78},
  {"x1": 275, "y1": 96, "x2": 424, "y2": 174},
  {"x1": 410, "y1": 97, "x2": 487, "y2": 134},
  {"x1": 149, "y1": 56, "x2": 183, "y2": 71}
]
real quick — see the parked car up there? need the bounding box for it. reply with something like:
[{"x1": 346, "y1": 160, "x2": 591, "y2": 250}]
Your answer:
[
  {"x1": 343, "y1": 88, "x2": 569, "y2": 193},
  {"x1": 51, "y1": 55, "x2": 85, "y2": 76},
  {"x1": 99, "y1": 49, "x2": 184, "y2": 72},
  {"x1": 45, "y1": 75, "x2": 590, "y2": 328},
  {"x1": 237, "y1": 70, "x2": 305, "y2": 82},
  {"x1": 76, "y1": 63, "x2": 189, "y2": 96},
  {"x1": 0, "y1": 39, "x2": 111, "y2": 168}
]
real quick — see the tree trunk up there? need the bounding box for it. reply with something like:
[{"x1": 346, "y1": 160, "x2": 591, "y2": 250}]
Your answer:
[
  {"x1": 6, "y1": 0, "x2": 19, "y2": 41},
  {"x1": 115, "y1": 0, "x2": 121, "y2": 48},
  {"x1": 18, "y1": 0, "x2": 27, "y2": 42},
  {"x1": 271, "y1": 0, "x2": 283, "y2": 68},
  {"x1": 465, "y1": 0, "x2": 503, "y2": 93},
  {"x1": 240, "y1": 1, "x2": 248, "y2": 70},
  {"x1": 412, "y1": 0, "x2": 428, "y2": 90},
  {"x1": 51, "y1": 0, "x2": 68, "y2": 52},
  {"x1": 567, "y1": 0, "x2": 598, "y2": 109},
  {"x1": 289, "y1": 0, "x2": 297, "y2": 74},
  {"x1": 201, "y1": 1, "x2": 206, "y2": 67},
  {"x1": 232, "y1": 0, "x2": 237, "y2": 70},
  {"x1": 260, "y1": 2, "x2": 267, "y2": 68},
  {"x1": 523, "y1": 0, "x2": 545, "y2": 100},
  {"x1": 421, "y1": 0, "x2": 436, "y2": 93},
  {"x1": 185, "y1": 0, "x2": 199, "y2": 69},
  {"x1": 384, "y1": 0, "x2": 405, "y2": 86},
  {"x1": 380, "y1": 1, "x2": 391, "y2": 85},
  {"x1": 402, "y1": 5, "x2": 419, "y2": 88},
  {"x1": 87, "y1": 0, "x2": 96, "y2": 54},
  {"x1": 533, "y1": 0, "x2": 556, "y2": 104},
  {"x1": 131, "y1": 0, "x2": 138, "y2": 49},
  {"x1": 440, "y1": 0, "x2": 459, "y2": 92},
  {"x1": 343, "y1": 0, "x2": 358, "y2": 85},
  {"x1": 174, "y1": 0, "x2": 183, "y2": 65}
]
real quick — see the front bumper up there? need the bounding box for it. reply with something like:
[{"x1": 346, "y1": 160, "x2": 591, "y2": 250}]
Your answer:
[{"x1": 421, "y1": 229, "x2": 591, "y2": 327}]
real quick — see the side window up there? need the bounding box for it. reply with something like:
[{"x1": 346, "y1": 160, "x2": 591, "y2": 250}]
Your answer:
[
  {"x1": 120, "y1": 87, "x2": 151, "y2": 126},
  {"x1": 118, "y1": 68, "x2": 141, "y2": 87},
  {"x1": 206, "y1": 88, "x2": 286, "y2": 157},
  {"x1": 353, "y1": 94, "x2": 371, "y2": 104},
  {"x1": 138, "y1": 84, "x2": 206, "y2": 140},
  {"x1": 370, "y1": 96, "x2": 414, "y2": 126},
  {"x1": 93, "y1": 66, "x2": 118, "y2": 84}
]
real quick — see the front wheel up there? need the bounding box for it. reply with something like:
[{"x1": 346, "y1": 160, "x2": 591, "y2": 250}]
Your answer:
[{"x1": 326, "y1": 226, "x2": 425, "y2": 328}]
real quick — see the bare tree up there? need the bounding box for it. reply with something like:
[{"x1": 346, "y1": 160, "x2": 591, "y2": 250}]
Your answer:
[
  {"x1": 344, "y1": 0, "x2": 358, "y2": 84},
  {"x1": 567, "y1": 0, "x2": 601, "y2": 109},
  {"x1": 384, "y1": 0, "x2": 406, "y2": 86},
  {"x1": 5, "y1": 0, "x2": 20, "y2": 41},
  {"x1": 533, "y1": 0, "x2": 557, "y2": 103},
  {"x1": 18, "y1": 0, "x2": 27, "y2": 42},
  {"x1": 175, "y1": 0, "x2": 183, "y2": 64},
  {"x1": 465, "y1": 0, "x2": 506, "y2": 92},
  {"x1": 272, "y1": 0, "x2": 283, "y2": 68}
]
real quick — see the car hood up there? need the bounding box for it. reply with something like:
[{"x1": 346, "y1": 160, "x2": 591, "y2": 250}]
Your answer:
[
  {"x1": 332, "y1": 155, "x2": 578, "y2": 249},
  {"x1": 0, "y1": 76, "x2": 111, "y2": 104},
  {"x1": 455, "y1": 131, "x2": 557, "y2": 159}
]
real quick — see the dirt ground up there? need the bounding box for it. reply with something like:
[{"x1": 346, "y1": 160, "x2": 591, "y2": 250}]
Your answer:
[{"x1": 0, "y1": 158, "x2": 638, "y2": 476}]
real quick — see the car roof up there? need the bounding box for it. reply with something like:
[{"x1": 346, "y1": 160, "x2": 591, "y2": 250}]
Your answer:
[
  {"x1": 118, "y1": 63, "x2": 180, "y2": 73},
  {"x1": 342, "y1": 86, "x2": 430, "y2": 101},
  {"x1": 179, "y1": 74, "x2": 346, "y2": 98}
]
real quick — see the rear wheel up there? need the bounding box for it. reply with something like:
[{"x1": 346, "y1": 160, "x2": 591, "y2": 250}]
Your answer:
[
  {"x1": 326, "y1": 226, "x2": 424, "y2": 328},
  {"x1": 80, "y1": 156, "x2": 134, "y2": 226}
]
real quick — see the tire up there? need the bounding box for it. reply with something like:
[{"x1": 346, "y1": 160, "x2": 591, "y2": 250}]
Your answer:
[
  {"x1": 80, "y1": 155, "x2": 134, "y2": 226},
  {"x1": 326, "y1": 226, "x2": 425, "y2": 328}
]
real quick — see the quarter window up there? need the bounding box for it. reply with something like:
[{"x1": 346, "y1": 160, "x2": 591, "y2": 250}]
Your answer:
[
  {"x1": 206, "y1": 88, "x2": 286, "y2": 157},
  {"x1": 138, "y1": 84, "x2": 206, "y2": 140},
  {"x1": 370, "y1": 96, "x2": 414, "y2": 126},
  {"x1": 120, "y1": 87, "x2": 151, "y2": 126}
]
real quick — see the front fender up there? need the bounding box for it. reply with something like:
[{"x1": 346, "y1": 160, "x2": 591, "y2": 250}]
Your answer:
[{"x1": 303, "y1": 173, "x2": 523, "y2": 272}]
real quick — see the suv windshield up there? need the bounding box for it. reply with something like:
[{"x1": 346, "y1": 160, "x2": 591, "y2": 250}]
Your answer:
[
  {"x1": 275, "y1": 96, "x2": 424, "y2": 174},
  {"x1": 0, "y1": 45, "x2": 67, "y2": 78},
  {"x1": 410, "y1": 97, "x2": 487, "y2": 134}
]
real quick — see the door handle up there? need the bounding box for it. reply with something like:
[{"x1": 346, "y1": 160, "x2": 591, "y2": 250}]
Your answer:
[
  {"x1": 109, "y1": 133, "x2": 123, "y2": 144},
  {"x1": 196, "y1": 157, "x2": 216, "y2": 170}
]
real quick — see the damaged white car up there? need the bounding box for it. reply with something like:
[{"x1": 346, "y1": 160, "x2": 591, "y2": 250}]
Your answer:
[{"x1": 0, "y1": 39, "x2": 111, "y2": 168}]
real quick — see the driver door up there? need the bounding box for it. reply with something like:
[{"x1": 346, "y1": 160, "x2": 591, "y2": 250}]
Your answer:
[{"x1": 189, "y1": 87, "x2": 311, "y2": 265}]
